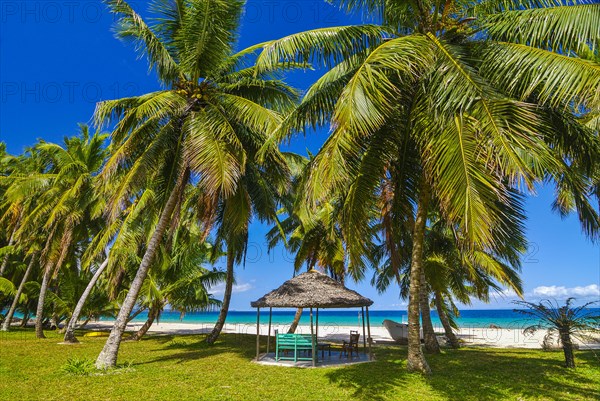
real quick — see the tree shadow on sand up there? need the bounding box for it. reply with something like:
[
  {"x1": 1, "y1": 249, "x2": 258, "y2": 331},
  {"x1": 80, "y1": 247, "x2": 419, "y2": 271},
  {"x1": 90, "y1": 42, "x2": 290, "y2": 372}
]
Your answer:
[{"x1": 325, "y1": 346, "x2": 600, "y2": 401}]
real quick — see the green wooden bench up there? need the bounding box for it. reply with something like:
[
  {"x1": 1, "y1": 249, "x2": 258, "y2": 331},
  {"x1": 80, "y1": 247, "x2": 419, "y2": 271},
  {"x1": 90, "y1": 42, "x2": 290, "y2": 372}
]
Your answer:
[{"x1": 275, "y1": 332, "x2": 316, "y2": 362}]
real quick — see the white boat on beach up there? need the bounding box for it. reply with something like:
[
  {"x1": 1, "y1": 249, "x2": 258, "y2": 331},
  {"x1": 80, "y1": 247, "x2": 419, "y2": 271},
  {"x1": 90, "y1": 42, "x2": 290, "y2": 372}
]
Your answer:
[{"x1": 382, "y1": 319, "x2": 423, "y2": 344}]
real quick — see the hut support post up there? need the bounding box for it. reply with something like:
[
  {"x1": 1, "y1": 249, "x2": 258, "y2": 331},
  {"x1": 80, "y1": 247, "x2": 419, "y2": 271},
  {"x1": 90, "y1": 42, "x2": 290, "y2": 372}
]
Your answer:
[
  {"x1": 255, "y1": 307, "x2": 260, "y2": 361},
  {"x1": 266, "y1": 307, "x2": 272, "y2": 355},
  {"x1": 366, "y1": 306, "x2": 373, "y2": 360},
  {"x1": 310, "y1": 307, "x2": 316, "y2": 367},
  {"x1": 361, "y1": 307, "x2": 367, "y2": 354},
  {"x1": 316, "y1": 308, "x2": 319, "y2": 340}
]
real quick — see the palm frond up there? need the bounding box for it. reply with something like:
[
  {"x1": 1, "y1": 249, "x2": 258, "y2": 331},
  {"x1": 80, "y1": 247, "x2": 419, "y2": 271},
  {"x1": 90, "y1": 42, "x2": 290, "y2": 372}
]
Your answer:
[
  {"x1": 484, "y1": 5, "x2": 600, "y2": 56},
  {"x1": 467, "y1": 0, "x2": 578, "y2": 18},
  {"x1": 185, "y1": 112, "x2": 243, "y2": 197},
  {"x1": 254, "y1": 25, "x2": 389, "y2": 73},
  {"x1": 481, "y1": 42, "x2": 600, "y2": 110},
  {"x1": 333, "y1": 34, "x2": 434, "y2": 136},
  {"x1": 177, "y1": 0, "x2": 244, "y2": 79},
  {"x1": 106, "y1": 0, "x2": 180, "y2": 83}
]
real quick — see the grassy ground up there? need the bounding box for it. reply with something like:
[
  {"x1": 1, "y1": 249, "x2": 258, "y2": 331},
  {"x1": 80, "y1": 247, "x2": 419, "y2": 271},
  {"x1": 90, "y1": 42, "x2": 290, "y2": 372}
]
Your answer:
[{"x1": 1, "y1": 328, "x2": 598, "y2": 401}]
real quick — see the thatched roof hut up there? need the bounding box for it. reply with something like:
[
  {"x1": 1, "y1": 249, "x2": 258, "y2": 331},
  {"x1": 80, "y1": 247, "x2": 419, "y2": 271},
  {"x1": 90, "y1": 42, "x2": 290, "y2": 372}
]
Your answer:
[{"x1": 251, "y1": 270, "x2": 373, "y2": 309}]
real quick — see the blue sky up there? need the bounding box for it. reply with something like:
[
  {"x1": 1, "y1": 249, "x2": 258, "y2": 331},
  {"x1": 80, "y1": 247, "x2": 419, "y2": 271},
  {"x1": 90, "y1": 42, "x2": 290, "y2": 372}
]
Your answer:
[{"x1": 1, "y1": 1, "x2": 598, "y2": 310}]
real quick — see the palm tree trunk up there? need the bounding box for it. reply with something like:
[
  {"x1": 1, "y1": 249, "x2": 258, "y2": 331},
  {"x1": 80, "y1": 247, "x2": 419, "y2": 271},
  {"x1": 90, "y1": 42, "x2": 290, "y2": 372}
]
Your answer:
[
  {"x1": 0, "y1": 214, "x2": 21, "y2": 277},
  {"x1": 406, "y1": 179, "x2": 431, "y2": 374},
  {"x1": 78, "y1": 318, "x2": 91, "y2": 328},
  {"x1": 35, "y1": 265, "x2": 52, "y2": 339},
  {"x1": 50, "y1": 312, "x2": 59, "y2": 330},
  {"x1": 206, "y1": 248, "x2": 234, "y2": 344},
  {"x1": 95, "y1": 174, "x2": 186, "y2": 369},
  {"x1": 1, "y1": 254, "x2": 36, "y2": 331},
  {"x1": 560, "y1": 329, "x2": 576, "y2": 368},
  {"x1": 434, "y1": 291, "x2": 459, "y2": 348},
  {"x1": 287, "y1": 308, "x2": 303, "y2": 334},
  {"x1": 63, "y1": 258, "x2": 109, "y2": 343},
  {"x1": 130, "y1": 306, "x2": 158, "y2": 341},
  {"x1": 420, "y1": 271, "x2": 440, "y2": 354},
  {"x1": 20, "y1": 312, "x2": 29, "y2": 327},
  {"x1": 127, "y1": 307, "x2": 147, "y2": 324}
]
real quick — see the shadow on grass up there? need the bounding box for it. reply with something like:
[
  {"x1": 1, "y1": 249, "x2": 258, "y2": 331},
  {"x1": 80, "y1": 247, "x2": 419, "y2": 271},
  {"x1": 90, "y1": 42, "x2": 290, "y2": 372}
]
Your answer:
[
  {"x1": 575, "y1": 349, "x2": 600, "y2": 365},
  {"x1": 325, "y1": 346, "x2": 600, "y2": 401},
  {"x1": 325, "y1": 348, "x2": 411, "y2": 401},
  {"x1": 133, "y1": 333, "x2": 258, "y2": 366},
  {"x1": 86, "y1": 331, "x2": 599, "y2": 400}
]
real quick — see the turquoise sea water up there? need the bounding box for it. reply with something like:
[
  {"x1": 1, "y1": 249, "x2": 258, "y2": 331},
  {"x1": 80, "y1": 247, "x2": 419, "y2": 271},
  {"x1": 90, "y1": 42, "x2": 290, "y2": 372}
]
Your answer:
[{"x1": 98, "y1": 308, "x2": 600, "y2": 329}]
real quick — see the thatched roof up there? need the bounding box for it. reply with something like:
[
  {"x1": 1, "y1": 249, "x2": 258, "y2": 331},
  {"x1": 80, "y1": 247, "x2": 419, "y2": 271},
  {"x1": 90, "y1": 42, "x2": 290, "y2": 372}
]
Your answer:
[{"x1": 251, "y1": 270, "x2": 373, "y2": 309}]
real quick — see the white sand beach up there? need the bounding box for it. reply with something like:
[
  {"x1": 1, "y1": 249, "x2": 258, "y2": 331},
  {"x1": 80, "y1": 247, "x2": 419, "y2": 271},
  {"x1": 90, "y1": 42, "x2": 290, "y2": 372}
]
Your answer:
[{"x1": 84, "y1": 321, "x2": 600, "y2": 350}]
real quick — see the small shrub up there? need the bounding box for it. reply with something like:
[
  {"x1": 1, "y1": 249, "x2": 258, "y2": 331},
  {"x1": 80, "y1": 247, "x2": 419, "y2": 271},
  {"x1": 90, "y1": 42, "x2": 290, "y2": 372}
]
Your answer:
[{"x1": 61, "y1": 357, "x2": 95, "y2": 376}]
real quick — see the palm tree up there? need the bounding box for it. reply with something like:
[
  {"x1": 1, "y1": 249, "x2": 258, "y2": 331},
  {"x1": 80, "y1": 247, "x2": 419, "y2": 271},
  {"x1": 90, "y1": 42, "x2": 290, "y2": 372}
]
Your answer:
[
  {"x1": 254, "y1": 0, "x2": 600, "y2": 373},
  {"x1": 1, "y1": 130, "x2": 105, "y2": 338},
  {"x1": 129, "y1": 224, "x2": 224, "y2": 341},
  {"x1": 42, "y1": 261, "x2": 117, "y2": 331},
  {"x1": 423, "y1": 217, "x2": 524, "y2": 348},
  {"x1": 0, "y1": 146, "x2": 40, "y2": 279},
  {"x1": 1, "y1": 252, "x2": 38, "y2": 331},
  {"x1": 373, "y1": 211, "x2": 525, "y2": 350},
  {"x1": 267, "y1": 199, "x2": 349, "y2": 333},
  {"x1": 94, "y1": 0, "x2": 297, "y2": 368},
  {"x1": 0, "y1": 143, "x2": 22, "y2": 278},
  {"x1": 3, "y1": 127, "x2": 107, "y2": 338},
  {"x1": 62, "y1": 180, "x2": 161, "y2": 343},
  {"x1": 0, "y1": 210, "x2": 21, "y2": 277},
  {"x1": 265, "y1": 155, "x2": 352, "y2": 333},
  {"x1": 205, "y1": 151, "x2": 291, "y2": 344},
  {"x1": 0, "y1": 147, "x2": 49, "y2": 330},
  {"x1": 514, "y1": 298, "x2": 600, "y2": 368},
  {"x1": 61, "y1": 258, "x2": 109, "y2": 342}
]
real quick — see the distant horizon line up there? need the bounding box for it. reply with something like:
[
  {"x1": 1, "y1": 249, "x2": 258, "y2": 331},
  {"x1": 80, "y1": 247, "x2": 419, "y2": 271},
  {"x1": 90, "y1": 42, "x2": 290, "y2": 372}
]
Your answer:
[{"x1": 162, "y1": 307, "x2": 599, "y2": 313}]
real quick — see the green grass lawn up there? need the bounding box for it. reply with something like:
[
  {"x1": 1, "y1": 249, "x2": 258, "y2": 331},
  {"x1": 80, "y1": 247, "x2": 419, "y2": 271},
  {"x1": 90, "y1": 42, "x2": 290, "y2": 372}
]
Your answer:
[{"x1": 1, "y1": 328, "x2": 598, "y2": 401}]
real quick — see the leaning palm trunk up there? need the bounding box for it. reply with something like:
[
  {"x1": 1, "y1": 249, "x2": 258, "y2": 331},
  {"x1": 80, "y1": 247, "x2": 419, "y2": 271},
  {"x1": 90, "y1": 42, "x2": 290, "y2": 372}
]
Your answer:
[
  {"x1": 420, "y1": 272, "x2": 440, "y2": 354},
  {"x1": 206, "y1": 249, "x2": 234, "y2": 344},
  {"x1": 63, "y1": 258, "x2": 109, "y2": 343},
  {"x1": 95, "y1": 175, "x2": 185, "y2": 369},
  {"x1": 434, "y1": 291, "x2": 459, "y2": 348},
  {"x1": 406, "y1": 179, "x2": 431, "y2": 374},
  {"x1": 1, "y1": 254, "x2": 36, "y2": 331},
  {"x1": 287, "y1": 308, "x2": 303, "y2": 334},
  {"x1": 127, "y1": 307, "x2": 146, "y2": 324},
  {"x1": 559, "y1": 329, "x2": 576, "y2": 368},
  {"x1": 130, "y1": 306, "x2": 159, "y2": 341},
  {"x1": 35, "y1": 266, "x2": 52, "y2": 339},
  {"x1": 0, "y1": 225, "x2": 18, "y2": 276}
]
